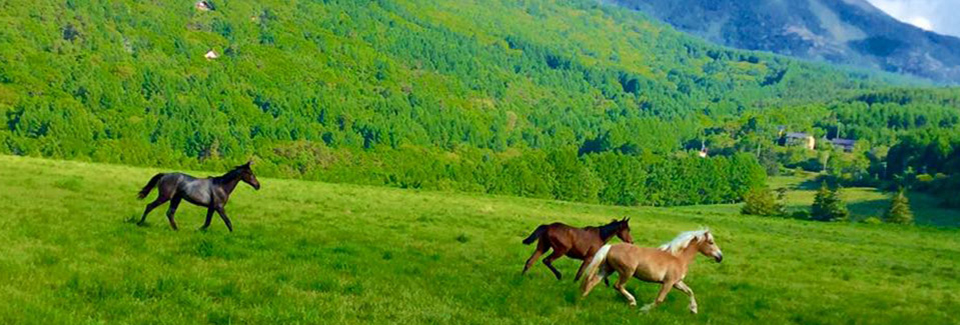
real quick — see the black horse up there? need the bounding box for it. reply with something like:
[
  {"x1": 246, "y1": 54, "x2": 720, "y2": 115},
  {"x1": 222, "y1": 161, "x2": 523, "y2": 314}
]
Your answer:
[{"x1": 136, "y1": 162, "x2": 260, "y2": 231}]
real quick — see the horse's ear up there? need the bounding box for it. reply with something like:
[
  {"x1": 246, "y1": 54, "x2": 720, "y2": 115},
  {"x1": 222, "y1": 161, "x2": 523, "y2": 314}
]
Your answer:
[{"x1": 244, "y1": 161, "x2": 252, "y2": 167}]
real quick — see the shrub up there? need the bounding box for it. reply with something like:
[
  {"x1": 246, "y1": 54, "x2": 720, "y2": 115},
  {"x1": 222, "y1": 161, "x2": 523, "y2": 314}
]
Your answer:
[
  {"x1": 775, "y1": 187, "x2": 788, "y2": 200},
  {"x1": 861, "y1": 217, "x2": 883, "y2": 225},
  {"x1": 741, "y1": 187, "x2": 784, "y2": 216},
  {"x1": 791, "y1": 210, "x2": 811, "y2": 220},
  {"x1": 811, "y1": 181, "x2": 849, "y2": 222},
  {"x1": 884, "y1": 189, "x2": 914, "y2": 225}
]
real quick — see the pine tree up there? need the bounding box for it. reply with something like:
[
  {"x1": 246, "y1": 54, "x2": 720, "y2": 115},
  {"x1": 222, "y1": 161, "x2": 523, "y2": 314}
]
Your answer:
[
  {"x1": 811, "y1": 182, "x2": 831, "y2": 221},
  {"x1": 884, "y1": 189, "x2": 914, "y2": 225},
  {"x1": 811, "y1": 181, "x2": 849, "y2": 222}
]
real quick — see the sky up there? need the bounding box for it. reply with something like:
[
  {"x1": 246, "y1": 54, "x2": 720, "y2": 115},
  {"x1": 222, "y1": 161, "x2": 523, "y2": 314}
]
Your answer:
[{"x1": 866, "y1": 0, "x2": 960, "y2": 37}]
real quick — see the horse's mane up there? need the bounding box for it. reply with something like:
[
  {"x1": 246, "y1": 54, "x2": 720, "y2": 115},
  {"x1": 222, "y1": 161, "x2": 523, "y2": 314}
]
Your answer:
[
  {"x1": 658, "y1": 229, "x2": 711, "y2": 256},
  {"x1": 214, "y1": 164, "x2": 249, "y2": 181},
  {"x1": 597, "y1": 220, "x2": 625, "y2": 239}
]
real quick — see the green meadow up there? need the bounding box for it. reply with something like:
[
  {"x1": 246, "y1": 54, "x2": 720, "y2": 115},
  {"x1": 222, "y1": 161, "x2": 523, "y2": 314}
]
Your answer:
[
  {"x1": 1, "y1": 155, "x2": 958, "y2": 324},
  {"x1": 680, "y1": 174, "x2": 960, "y2": 227}
]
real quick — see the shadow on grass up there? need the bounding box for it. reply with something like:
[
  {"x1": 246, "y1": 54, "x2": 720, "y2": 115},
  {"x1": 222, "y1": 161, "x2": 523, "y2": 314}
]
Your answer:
[
  {"x1": 796, "y1": 178, "x2": 823, "y2": 190},
  {"x1": 847, "y1": 199, "x2": 888, "y2": 221},
  {"x1": 845, "y1": 197, "x2": 960, "y2": 227},
  {"x1": 125, "y1": 214, "x2": 143, "y2": 225}
]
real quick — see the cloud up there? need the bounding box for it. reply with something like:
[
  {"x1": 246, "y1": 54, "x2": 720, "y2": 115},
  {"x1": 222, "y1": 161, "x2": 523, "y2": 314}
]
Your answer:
[
  {"x1": 866, "y1": 0, "x2": 960, "y2": 37},
  {"x1": 906, "y1": 16, "x2": 933, "y2": 31}
]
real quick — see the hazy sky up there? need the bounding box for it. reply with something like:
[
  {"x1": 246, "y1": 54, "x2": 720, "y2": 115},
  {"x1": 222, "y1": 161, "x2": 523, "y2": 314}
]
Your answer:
[{"x1": 866, "y1": 0, "x2": 960, "y2": 37}]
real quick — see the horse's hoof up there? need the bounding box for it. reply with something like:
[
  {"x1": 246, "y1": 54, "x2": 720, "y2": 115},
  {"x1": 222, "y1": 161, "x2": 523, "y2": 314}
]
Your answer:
[{"x1": 640, "y1": 304, "x2": 654, "y2": 313}]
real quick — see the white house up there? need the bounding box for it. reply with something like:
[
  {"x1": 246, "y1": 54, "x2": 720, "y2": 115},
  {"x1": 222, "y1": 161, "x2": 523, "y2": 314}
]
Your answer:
[{"x1": 195, "y1": 1, "x2": 212, "y2": 11}]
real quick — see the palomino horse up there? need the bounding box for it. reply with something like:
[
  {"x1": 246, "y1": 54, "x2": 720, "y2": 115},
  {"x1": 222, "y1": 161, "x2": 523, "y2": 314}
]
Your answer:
[
  {"x1": 580, "y1": 229, "x2": 723, "y2": 314},
  {"x1": 521, "y1": 218, "x2": 633, "y2": 281},
  {"x1": 136, "y1": 162, "x2": 260, "y2": 232}
]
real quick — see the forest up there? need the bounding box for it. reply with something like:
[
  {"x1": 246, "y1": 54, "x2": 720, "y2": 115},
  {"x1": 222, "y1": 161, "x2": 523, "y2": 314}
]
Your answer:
[{"x1": 0, "y1": 0, "x2": 957, "y2": 207}]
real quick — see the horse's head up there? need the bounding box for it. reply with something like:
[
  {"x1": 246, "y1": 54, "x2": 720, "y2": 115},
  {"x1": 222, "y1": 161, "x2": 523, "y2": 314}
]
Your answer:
[
  {"x1": 237, "y1": 161, "x2": 261, "y2": 190},
  {"x1": 696, "y1": 230, "x2": 723, "y2": 263},
  {"x1": 614, "y1": 217, "x2": 633, "y2": 244}
]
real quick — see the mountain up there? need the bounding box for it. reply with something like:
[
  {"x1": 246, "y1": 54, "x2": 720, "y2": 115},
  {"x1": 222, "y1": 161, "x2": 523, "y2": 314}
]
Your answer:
[
  {"x1": 0, "y1": 0, "x2": 892, "y2": 169},
  {"x1": 609, "y1": 0, "x2": 960, "y2": 83},
  {"x1": 2, "y1": 0, "x2": 957, "y2": 206}
]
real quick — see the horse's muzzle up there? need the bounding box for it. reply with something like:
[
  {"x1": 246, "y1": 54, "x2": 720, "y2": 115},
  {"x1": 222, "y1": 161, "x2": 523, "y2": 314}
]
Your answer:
[{"x1": 714, "y1": 252, "x2": 723, "y2": 263}]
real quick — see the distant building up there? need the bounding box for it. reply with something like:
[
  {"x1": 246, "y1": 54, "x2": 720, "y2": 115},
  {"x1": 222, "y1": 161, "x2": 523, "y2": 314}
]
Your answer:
[
  {"x1": 783, "y1": 132, "x2": 815, "y2": 150},
  {"x1": 195, "y1": 1, "x2": 213, "y2": 11},
  {"x1": 831, "y1": 138, "x2": 856, "y2": 152},
  {"x1": 204, "y1": 50, "x2": 219, "y2": 60}
]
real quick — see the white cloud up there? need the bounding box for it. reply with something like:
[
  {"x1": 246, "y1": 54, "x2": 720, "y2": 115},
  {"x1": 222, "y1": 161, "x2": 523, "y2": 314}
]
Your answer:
[
  {"x1": 866, "y1": 0, "x2": 960, "y2": 37},
  {"x1": 907, "y1": 16, "x2": 934, "y2": 31}
]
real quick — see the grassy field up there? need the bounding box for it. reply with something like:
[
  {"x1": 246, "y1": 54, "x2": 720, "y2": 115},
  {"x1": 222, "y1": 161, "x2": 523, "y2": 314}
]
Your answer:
[
  {"x1": 679, "y1": 174, "x2": 960, "y2": 227},
  {"x1": 1, "y1": 155, "x2": 958, "y2": 324},
  {"x1": 769, "y1": 175, "x2": 960, "y2": 226}
]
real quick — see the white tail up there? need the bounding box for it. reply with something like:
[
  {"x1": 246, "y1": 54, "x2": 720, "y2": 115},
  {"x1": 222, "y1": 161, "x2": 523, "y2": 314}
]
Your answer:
[{"x1": 580, "y1": 244, "x2": 612, "y2": 292}]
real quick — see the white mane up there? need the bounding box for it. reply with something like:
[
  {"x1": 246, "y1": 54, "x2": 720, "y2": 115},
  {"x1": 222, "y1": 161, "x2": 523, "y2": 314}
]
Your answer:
[{"x1": 658, "y1": 229, "x2": 711, "y2": 256}]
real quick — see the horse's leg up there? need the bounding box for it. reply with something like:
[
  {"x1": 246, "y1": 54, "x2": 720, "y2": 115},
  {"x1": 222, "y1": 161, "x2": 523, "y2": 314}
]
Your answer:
[
  {"x1": 674, "y1": 281, "x2": 697, "y2": 314},
  {"x1": 542, "y1": 249, "x2": 566, "y2": 280},
  {"x1": 640, "y1": 281, "x2": 675, "y2": 313},
  {"x1": 200, "y1": 207, "x2": 214, "y2": 230},
  {"x1": 522, "y1": 239, "x2": 549, "y2": 275},
  {"x1": 602, "y1": 264, "x2": 612, "y2": 287},
  {"x1": 581, "y1": 265, "x2": 608, "y2": 297},
  {"x1": 613, "y1": 269, "x2": 637, "y2": 306},
  {"x1": 574, "y1": 255, "x2": 592, "y2": 281},
  {"x1": 165, "y1": 196, "x2": 182, "y2": 231},
  {"x1": 138, "y1": 196, "x2": 169, "y2": 226},
  {"x1": 216, "y1": 207, "x2": 233, "y2": 232}
]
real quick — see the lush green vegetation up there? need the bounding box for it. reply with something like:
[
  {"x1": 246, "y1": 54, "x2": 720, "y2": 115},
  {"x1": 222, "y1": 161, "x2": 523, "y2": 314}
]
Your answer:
[
  {"x1": 811, "y1": 182, "x2": 850, "y2": 222},
  {"x1": 1, "y1": 156, "x2": 959, "y2": 324},
  {"x1": 740, "y1": 187, "x2": 783, "y2": 217},
  {"x1": 1, "y1": 0, "x2": 957, "y2": 209},
  {"x1": 885, "y1": 189, "x2": 914, "y2": 225}
]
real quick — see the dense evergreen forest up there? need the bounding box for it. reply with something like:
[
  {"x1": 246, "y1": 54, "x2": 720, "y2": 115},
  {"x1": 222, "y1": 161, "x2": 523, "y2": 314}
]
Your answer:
[{"x1": 1, "y1": 0, "x2": 957, "y2": 207}]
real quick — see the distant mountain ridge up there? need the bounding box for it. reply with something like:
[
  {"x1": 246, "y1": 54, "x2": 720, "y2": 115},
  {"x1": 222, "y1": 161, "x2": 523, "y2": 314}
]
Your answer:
[{"x1": 609, "y1": 0, "x2": 960, "y2": 83}]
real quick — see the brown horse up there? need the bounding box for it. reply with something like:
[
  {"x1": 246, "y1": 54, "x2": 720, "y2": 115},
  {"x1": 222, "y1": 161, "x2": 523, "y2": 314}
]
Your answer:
[
  {"x1": 580, "y1": 229, "x2": 723, "y2": 314},
  {"x1": 521, "y1": 217, "x2": 633, "y2": 281}
]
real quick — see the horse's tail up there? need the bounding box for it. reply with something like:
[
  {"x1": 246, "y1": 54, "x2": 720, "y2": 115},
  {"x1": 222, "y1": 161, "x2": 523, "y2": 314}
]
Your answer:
[
  {"x1": 580, "y1": 244, "x2": 612, "y2": 292},
  {"x1": 522, "y1": 225, "x2": 548, "y2": 245},
  {"x1": 137, "y1": 173, "x2": 164, "y2": 199}
]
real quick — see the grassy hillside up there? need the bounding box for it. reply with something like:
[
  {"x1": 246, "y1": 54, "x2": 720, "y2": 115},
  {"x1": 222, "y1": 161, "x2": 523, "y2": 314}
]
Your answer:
[
  {"x1": 676, "y1": 175, "x2": 960, "y2": 227},
  {"x1": 1, "y1": 155, "x2": 957, "y2": 324},
  {"x1": 768, "y1": 175, "x2": 960, "y2": 226}
]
